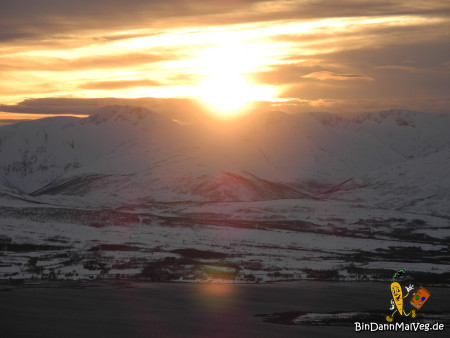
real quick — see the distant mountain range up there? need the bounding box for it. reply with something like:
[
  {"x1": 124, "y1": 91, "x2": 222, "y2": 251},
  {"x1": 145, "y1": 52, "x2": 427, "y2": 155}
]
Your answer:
[{"x1": 1, "y1": 106, "x2": 449, "y2": 216}]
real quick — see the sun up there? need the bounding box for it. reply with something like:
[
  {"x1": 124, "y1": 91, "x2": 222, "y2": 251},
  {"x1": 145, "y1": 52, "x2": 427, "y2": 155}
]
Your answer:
[
  {"x1": 194, "y1": 45, "x2": 275, "y2": 117},
  {"x1": 199, "y1": 73, "x2": 273, "y2": 115}
]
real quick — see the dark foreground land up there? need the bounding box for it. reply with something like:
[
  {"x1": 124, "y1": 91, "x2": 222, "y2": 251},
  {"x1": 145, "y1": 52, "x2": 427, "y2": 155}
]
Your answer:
[{"x1": 1, "y1": 281, "x2": 449, "y2": 338}]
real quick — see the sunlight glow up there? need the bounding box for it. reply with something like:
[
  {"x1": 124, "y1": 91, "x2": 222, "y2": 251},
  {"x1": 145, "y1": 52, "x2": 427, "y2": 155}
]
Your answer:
[
  {"x1": 199, "y1": 74, "x2": 274, "y2": 114},
  {"x1": 194, "y1": 45, "x2": 276, "y2": 116}
]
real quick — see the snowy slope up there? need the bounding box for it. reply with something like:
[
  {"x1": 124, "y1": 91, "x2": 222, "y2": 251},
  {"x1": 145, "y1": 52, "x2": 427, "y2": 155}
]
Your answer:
[
  {"x1": 352, "y1": 109, "x2": 450, "y2": 158},
  {"x1": 328, "y1": 147, "x2": 450, "y2": 216},
  {"x1": 0, "y1": 106, "x2": 177, "y2": 194}
]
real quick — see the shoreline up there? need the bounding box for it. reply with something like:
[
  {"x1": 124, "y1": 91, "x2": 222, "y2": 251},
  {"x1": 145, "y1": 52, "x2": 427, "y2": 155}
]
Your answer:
[{"x1": 2, "y1": 277, "x2": 450, "y2": 289}]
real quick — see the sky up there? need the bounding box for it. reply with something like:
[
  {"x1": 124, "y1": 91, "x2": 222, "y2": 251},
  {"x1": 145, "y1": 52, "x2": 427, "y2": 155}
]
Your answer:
[{"x1": 1, "y1": 0, "x2": 450, "y2": 124}]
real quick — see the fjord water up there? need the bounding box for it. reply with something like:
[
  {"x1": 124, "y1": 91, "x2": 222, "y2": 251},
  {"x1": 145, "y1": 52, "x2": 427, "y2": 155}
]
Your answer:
[{"x1": 2, "y1": 281, "x2": 448, "y2": 337}]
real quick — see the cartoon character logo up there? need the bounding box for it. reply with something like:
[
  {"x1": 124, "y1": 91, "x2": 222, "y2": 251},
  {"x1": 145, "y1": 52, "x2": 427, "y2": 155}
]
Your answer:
[{"x1": 386, "y1": 269, "x2": 416, "y2": 322}]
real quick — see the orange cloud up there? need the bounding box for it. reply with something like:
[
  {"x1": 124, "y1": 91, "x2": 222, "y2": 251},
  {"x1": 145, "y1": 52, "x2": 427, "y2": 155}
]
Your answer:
[
  {"x1": 0, "y1": 0, "x2": 449, "y2": 114},
  {"x1": 0, "y1": 52, "x2": 182, "y2": 72},
  {"x1": 81, "y1": 79, "x2": 165, "y2": 90},
  {"x1": 375, "y1": 65, "x2": 450, "y2": 73},
  {"x1": 303, "y1": 71, "x2": 374, "y2": 81}
]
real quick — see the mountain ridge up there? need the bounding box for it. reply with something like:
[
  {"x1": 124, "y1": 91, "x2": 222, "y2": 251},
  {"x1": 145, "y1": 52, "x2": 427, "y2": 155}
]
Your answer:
[{"x1": 0, "y1": 106, "x2": 448, "y2": 213}]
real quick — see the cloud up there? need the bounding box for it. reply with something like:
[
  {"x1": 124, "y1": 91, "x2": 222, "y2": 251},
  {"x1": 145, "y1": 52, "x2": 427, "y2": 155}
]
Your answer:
[
  {"x1": 79, "y1": 73, "x2": 201, "y2": 90},
  {"x1": 303, "y1": 71, "x2": 374, "y2": 81},
  {"x1": 259, "y1": 96, "x2": 450, "y2": 115},
  {"x1": 0, "y1": 112, "x2": 89, "y2": 126},
  {"x1": 2, "y1": 95, "x2": 450, "y2": 123},
  {"x1": 0, "y1": 52, "x2": 183, "y2": 72},
  {"x1": 248, "y1": 63, "x2": 324, "y2": 85},
  {"x1": 0, "y1": 98, "x2": 103, "y2": 115},
  {"x1": 268, "y1": 17, "x2": 449, "y2": 57},
  {"x1": 1, "y1": 0, "x2": 449, "y2": 44},
  {"x1": 1, "y1": 1, "x2": 449, "y2": 115},
  {"x1": 375, "y1": 65, "x2": 450, "y2": 73},
  {"x1": 80, "y1": 79, "x2": 165, "y2": 90},
  {"x1": 306, "y1": 97, "x2": 450, "y2": 115},
  {"x1": 0, "y1": 1, "x2": 263, "y2": 43},
  {"x1": 0, "y1": 97, "x2": 211, "y2": 123}
]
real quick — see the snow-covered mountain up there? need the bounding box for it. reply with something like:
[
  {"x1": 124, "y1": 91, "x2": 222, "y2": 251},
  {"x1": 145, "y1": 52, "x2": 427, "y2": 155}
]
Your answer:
[
  {"x1": 0, "y1": 106, "x2": 448, "y2": 215},
  {"x1": 352, "y1": 109, "x2": 450, "y2": 159},
  {"x1": 0, "y1": 106, "x2": 178, "y2": 194},
  {"x1": 328, "y1": 146, "x2": 450, "y2": 216}
]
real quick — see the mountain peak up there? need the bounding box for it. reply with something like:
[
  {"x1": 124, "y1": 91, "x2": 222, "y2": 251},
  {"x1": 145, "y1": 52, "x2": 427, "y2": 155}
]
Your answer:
[
  {"x1": 87, "y1": 105, "x2": 159, "y2": 125},
  {"x1": 306, "y1": 111, "x2": 346, "y2": 127},
  {"x1": 353, "y1": 109, "x2": 427, "y2": 127}
]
